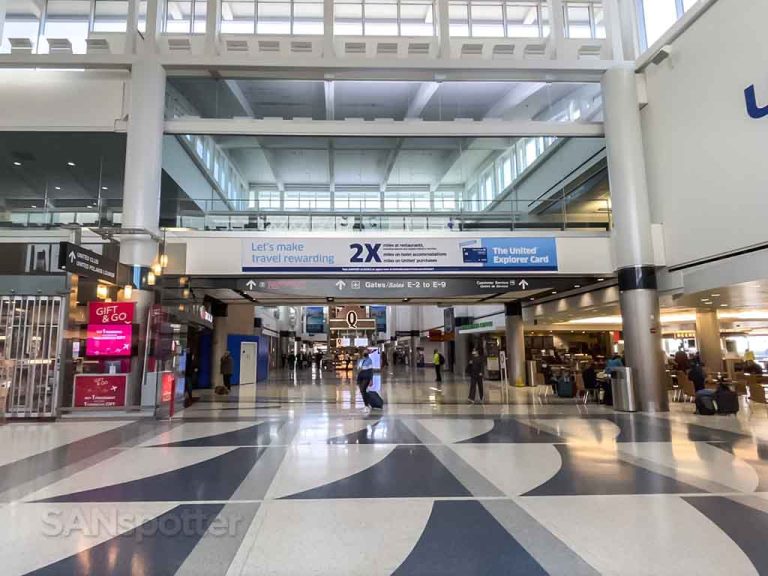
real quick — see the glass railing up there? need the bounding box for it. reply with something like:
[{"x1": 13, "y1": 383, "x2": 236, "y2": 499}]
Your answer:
[{"x1": 0, "y1": 195, "x2": 610, "y2": 232}]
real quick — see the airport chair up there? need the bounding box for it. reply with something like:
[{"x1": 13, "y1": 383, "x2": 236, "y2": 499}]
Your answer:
[{"x1": 667, "y1": 372, "x2": 682, "y2": 402}]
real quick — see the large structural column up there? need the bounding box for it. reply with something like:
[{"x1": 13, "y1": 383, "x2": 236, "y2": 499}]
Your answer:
[
  {"x1": 695, "y1": 309, "x2": 723, "y2": 372},
  {"x1": 120, "y1": 58, "x2": 166, "y2": 406},
  {"x1": 504, "y1": 302, "x2": 526, "y2": 387},
  {"x1": 453, "y1": 315, "x2": 472, "y2": 376},
  {"x1": 602, "y1": 64, "x2": 668, "y2": 412}
]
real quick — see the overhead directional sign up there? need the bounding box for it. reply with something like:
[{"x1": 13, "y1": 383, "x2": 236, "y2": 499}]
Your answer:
[
  {"x1": 232, "y1": 277, "x2": 564, "y2": 298},
  {"x1": 58, "y1": 242, "x2": 118, "y2": 284}
]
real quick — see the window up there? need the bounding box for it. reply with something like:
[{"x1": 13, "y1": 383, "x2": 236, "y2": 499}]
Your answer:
[
  {"x1": 93, "y1": 0, "x2": 130, "y2": 32},
  {"x1": 639, "y1": 0, "x2": 679, "y2": 48},
  {"x1": 383, "y1": 189, "x2": 430, "y2": 211},
  {"x1": 335, "y1": 0, "x2": 434, "y2": 37},
  {"x1": 1, "y1": 0, "x2": 42, "y2": 53},
  {"x1": 335, "y1": 190, "x2": 381, "y2": 211},
  {"x1": 433, "y1": 190, "x2": 457, "y2": 211},
  {"x1": 221, "y1": 0, "x2": 323, "y2": 35},
  {"x1": 164, "y1": 0, "x2": 207, "y2": 34},
  {"x1": 449, "y1": 0, "x2": 548, "y2": 38},
  {"x1": 563, "y1": 1, "x2": 605, "y2": 39},
  {"x1": 257, "y1": 189, "x2": 282, "y2": 210},
  {"x1": 41, "y1": 0, "x2": 91, "y2": 54},
  {"x1": 284, "y1": 190, "x2": 332, "y2": 210}
]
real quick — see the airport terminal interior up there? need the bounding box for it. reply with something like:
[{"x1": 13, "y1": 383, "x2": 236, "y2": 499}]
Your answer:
[{"x1": 1, "y1": 0, "x2": 768, "y2": 573}]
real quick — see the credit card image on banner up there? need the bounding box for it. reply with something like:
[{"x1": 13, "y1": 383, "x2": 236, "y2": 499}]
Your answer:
[{"x1": 462, "y1": 247, "x2": 488, "y2": 264}]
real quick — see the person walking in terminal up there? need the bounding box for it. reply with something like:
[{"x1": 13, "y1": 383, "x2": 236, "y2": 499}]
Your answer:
[
  {"x1": 220, "y1": 350, "x2": 234, "y2": 391},
  {"x1": 467, "y1": 349, "x2": 484, "y2": 404},
  {"x1": 287, "y1": 351, "x2": 296, "y2": 374},
  {"x1": 357, "y1": 351, "x2": 374, "y2": 414},
  {"x1": 433, "y1": 348, "x2": 444, "y2": 384}
]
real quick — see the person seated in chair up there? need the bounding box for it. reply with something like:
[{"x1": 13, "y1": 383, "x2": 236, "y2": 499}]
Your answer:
[{"x1": 688, "y1": 362, "x2": 707, "y2": 392}]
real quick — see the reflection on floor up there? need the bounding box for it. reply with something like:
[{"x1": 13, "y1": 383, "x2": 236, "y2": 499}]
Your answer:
[{"x1": 4, "y1": 372, "x2": 768, "y2": 574}]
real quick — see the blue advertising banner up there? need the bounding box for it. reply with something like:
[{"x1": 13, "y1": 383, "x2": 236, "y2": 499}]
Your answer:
[
  {"x1": 305, "y1": 306, "x2": 325, "y2": 334},
  {"x1": 241, "y1": 237, "x2": 557, "y2": 273},
  {"x1": 370, "y1": 305, "x2": 387, "y2": 333}
]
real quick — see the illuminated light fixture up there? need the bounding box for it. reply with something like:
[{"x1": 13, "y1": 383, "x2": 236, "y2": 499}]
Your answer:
[
  {"x1": 123, "y1": 284, "x2": 133, "y2": 299},
  {"x1": 31, "y1": 205, "x2": 37, "y2": 208},
  {"x1": 182, "y1": 288, "x2": 190, "y2": 298},
  {"x1": 67, "y1": 161, "x2": 76, "y2": 167},
  {"x1": 101, "y1": 186, "x2": 108, "y2": 190},
  {"x1": 529, "y1": 297, "x2": 535, "y2": 301},
  {"x1": 551, "y1": 291, "x2": 557, "y2": 295},
  {"x1": 720, "y1": 304, "x2": 728, "y2": 307},
  {"x1": 574, "y1": 284, "x2": 581, "y2": 288},
  {"x1": 159, "y1": 253, "x2": 169, "y2": 268},
  {"x1": 178, "y1": 304, "x2": 185, "y2": 312},
  {"x1": 12, "y1": 161, "x2": 21, "y2": 166},
  {"x1": 54, "y1": 186, "x2": 61, "y2": 190},
  {"x1": 147, "y1": 271, "x2": 156, "y2": 286},
  {"x1": 179, "y1": 276, "x2": 188, "y2": 286},
  {"x1": 403, "y1": 298, "x2": 410, "y2": 302},
  {"x1": 597, "y1": 278, "x2": 605, "y2": 282},
  {"x1": 151, "y1": 262, "x2": 162, "y2": 276},
  {"x1": 711, "y1": 293, "x2": 720, "y2": 297},
  {"x1": 96, "y1": 284, "x2": 108, "y2": 300}
]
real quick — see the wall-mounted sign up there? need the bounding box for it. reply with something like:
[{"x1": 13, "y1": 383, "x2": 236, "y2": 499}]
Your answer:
[
  {"x1": 346, "y1": 310, "x2": 358, "y2": 328},
  {"x1": 88, "y1": 301, "x2": 135, "y2": 325},
  {"x1": 58, "y1": 242, "x2": 118, "y2": 284},
  {"x1": 241, "y1": 237, "x2": 557, "y2": 273},
  {"x1": 73, "y1": 374, "x2": 127, "y2": 408}
]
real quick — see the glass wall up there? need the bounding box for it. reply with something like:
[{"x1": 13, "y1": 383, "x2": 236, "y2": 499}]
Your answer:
[
  {"x1": 448, "y1": 0, "x2": 549, "y2": 38},
  {"x1": 335, "y1": 0, "x2": 435, "y2": 37},
  {"x1": 220, "y1": 0, "x2": 324, "y2": 34},
  {"x1": 563, "y1": 0, "x2": 605, "y2": 39},
  {"x1": 638, "y1": 0, "x2": 696, "y2": 50},
  {"x1": 164, "y1": 0, "x2": 208, "y2": 33}
]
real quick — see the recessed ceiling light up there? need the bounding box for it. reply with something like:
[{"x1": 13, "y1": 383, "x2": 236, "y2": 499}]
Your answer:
[
  {"x1": 720, "y1": 304, "x2": 728, "y2": 307},
  {"x1": 551, "y1": 291, "x2": 557, "y2": 295},
  {"x1": 529, "y1": 297, "x2": 535, "y2": 301},
  {"x1": 101, "y1": 186, "x2": 108, "y2": 190},
  {"x1": 12, "y1": 161, "x2": 21, "y2": 166},
  {"x1": 574, "y1": 284, "x2": 581, "y2": 288},
  {"x1": 700, "y1": 298, "x2": 709, "y2": 301},
  {"x1": 54, "y1": 186, "x2": 61, "y2": 190},
  {"x1": 711, "y1": 293, "x2": 720, "y2": 297},
  {"x1": 597, "y1": 278, "x2": 605, "y2": 282},
  {"x1": 67, "y1": 161, "x2": 76, "y2": 167},
  {"x1": 31, "y1": 205, "x2": 37, "y2": 208}
]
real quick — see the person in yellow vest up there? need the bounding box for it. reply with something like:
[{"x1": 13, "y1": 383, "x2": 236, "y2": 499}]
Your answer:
[{"x1": 433, "y1": 349, "x2": 444, "y2": 383}]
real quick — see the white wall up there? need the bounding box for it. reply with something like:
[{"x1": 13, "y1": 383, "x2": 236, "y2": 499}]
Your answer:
[
  {"x1": 641, "y1": 0, "x2": 768, "y2": 268},
  {"x1": 0, "y1": 70, "x2": 128, "y2": 131}
]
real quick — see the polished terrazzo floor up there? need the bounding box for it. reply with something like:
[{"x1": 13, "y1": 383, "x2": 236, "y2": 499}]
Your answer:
[{"x1": 4, "y1": 368, "x2": 768, "y2": 575}]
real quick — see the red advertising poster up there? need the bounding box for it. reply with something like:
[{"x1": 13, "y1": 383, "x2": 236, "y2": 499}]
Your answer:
[
  {"x1": 89, "y1": 302, "x2": 135, "y2": 325},
  {"x1": 86, "y1": 324, "x2": 133, "y2": 357},
  {"x1": 74, "y1": 374, "x2": 127, "y2": 408},
  {"x1": 160, "y1": 372, "x2": 175, "y2": 417}
]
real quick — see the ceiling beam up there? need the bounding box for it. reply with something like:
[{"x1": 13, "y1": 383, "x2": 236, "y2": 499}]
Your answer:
[
  {"x1": 483, "y1": 82, "x2": 546, "y2": 119},
  {"x1": 328, "y1": 140, "x2": 335, "y2": 192},
  {"x1": 380, "y1": 138, "x2": 403, "y2": 190},
  {"x1": 405, "y1": 82, "x2": 440, "y2": 119},
  {"x1": 324, "y1": 80, "x2": 335, "y2": 121},
  {"x1": 224, "y1": 79, "x2": 254, "y2": 117}
]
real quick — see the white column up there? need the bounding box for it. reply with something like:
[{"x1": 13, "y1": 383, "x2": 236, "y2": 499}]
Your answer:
[
  {"x1": 206, "y1": 0, "x2": 220, "y2": 55},
  {"x1": 602, "y1": 64, "x2": 667, "y2": 412},
  {"x1": 695, "y1": 309, "x2": 723, "y2": 372},
  {"x1": 0, "y1": 0, "x2": 7, "y2": 47},
  {"x1": 144, "y1": 0, "x2": 163, "y2": 47},
  {"x1": 549, "y1": 0, "x2": 566, "y2": 58},
  {"x1": 436, "y1": 0, "x2": 451, "y2": 59},
  {"x1": 602, "y1": 0, "x2": 625, "y2": 61},
  {"x1": 504, "y1": 302, "x2": 526, "y2": 387},
  {"x1": 120, "y1": 58, "x2": 166, "y2": 267},
  {"x1": 323, "y1": 0, "x2": 334, "y2": 57}
]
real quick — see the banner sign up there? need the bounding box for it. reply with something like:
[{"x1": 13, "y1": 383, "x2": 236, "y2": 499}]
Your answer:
[
  {"x1": 370, "y1": 305, "x2": 387, "y2": 333},
  {"x1": 73, "y1": 374, "x2": 127, "y2": 408},
  {"x1": 305, "y1": 306, "x2": 325, "y2": 334},
  {"x1": 241, "y1": 237, "x2": 557, "y2": 273},
  {"x1": 58, "y1": 242, "x2": 118, "y2": 284},
  {"x1": 88, "y1": 301, "x2": 135, "y2": 325}
]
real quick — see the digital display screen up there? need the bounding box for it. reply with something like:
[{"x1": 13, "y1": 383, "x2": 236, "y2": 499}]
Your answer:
[{"x1": 86, "y1": 324, "x2": 133, "y2": 357}]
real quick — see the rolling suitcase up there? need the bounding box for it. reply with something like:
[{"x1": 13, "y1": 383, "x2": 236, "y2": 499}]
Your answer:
[
  {"x1": 367, "y1": 391, "x2": 384, "y2": 409},
  {"x1": 695, "y1": 393, "x2": 716, "y2": 415},
  {"x1": 714, "y1": 388, "x2": 739, "y2": 414},
  {"x1": 557, "y1": 377, "x2": 575, "y2": 398}
]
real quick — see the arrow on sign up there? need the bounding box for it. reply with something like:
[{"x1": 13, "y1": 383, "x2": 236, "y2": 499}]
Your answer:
[
  {"x1": 245, "y1": 280, "x2": 257, "y2": 290},
  {"x1": 335, "y1": 280, "x2": 346, "y2": 290},
  {"x1": 519, "y1": 279, "x2": 529, "y2": 290},
  {"x1": 68, "y1": 251, "x2": 76, "y2": 263}
]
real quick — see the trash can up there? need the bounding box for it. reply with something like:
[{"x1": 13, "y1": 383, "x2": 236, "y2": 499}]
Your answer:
[
  {"x1": 611, "y1": 367, "x2": 638, "y2": 412},
  {"x1": 526, "y1": 360, "x2": 538, "y2": 387}
]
